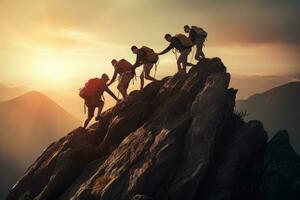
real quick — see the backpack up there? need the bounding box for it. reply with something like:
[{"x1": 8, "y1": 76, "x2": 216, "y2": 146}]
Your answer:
[
  {"x1": 175, "y1": 34, "x2": 193, "y2": 47},
  {"x1": 115, "y1": 59, "x2": 133, "y2": 73},
  {"x1": 79, "y1": 78, "x2": 106, "y2": 99},
  {"x1": 141, "y1": 46, "x2": 159, "y2": 63},
  {"x1": 191, "y1": 26, "x2": 207, "y2": 38}
]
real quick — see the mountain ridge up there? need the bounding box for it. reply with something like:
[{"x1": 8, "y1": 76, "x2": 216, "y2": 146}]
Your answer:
[
  {"x1": 236, "y1": 81, "x2": 300, "y2": 154},
  {"x1": 0, "y1": 90, "x2": 81, "y2": 199},
  {"x1": 6, "y1": 58, "x2": 300, "y2": 200}
]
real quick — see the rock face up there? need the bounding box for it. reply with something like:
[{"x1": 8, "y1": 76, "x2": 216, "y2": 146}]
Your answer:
[
  {"x1": 261, "y1": 130, "x2": 300, "y2": 200},
  {"x1": 5, "y1": 58, "x2": 298, "y2": 200}
]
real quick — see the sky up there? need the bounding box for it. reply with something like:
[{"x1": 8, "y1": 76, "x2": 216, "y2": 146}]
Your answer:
[{"x1": 0, "y1": 0, "x2": 299, "y2": 91}]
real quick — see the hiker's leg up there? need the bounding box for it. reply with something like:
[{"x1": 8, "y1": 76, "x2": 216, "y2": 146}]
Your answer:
[
  {"x1": 144, "y1": 63, "x2": 157, "y2": 82},
  {"x1": 195, "y1": 39, "x2": 205, "y2": 60},
  {"x1": 84, "y1": 106, "x2": 95, "y2": 129},
  {"x1": 117, "y1": 83, "x2": 126, "y2": 99},
  {"x1": 181, "y1": 49, "x2": 191, "y2": 73},
  {"x1": 198, "y1": 44, "x2": 205, "y2": 59},
  {"x1": 177, "y1": 54, "x2": 183, "y2": 72},
  {"x1": 95, "y1": 100, "x2": 104, "y2": 121},
  {"x1": 118, "y1": 73, "x2": 131, "y2": 99},
  {"x1": 140, "y1": 69, "x2": 145, "y2": 90}
]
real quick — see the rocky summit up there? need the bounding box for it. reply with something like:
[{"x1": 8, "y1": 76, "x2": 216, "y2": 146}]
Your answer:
[{"x1": 6, "y1": 58, "x2": 300, "y2": 200}]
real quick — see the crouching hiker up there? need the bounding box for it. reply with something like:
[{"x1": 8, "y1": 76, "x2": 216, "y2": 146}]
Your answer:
[
  {"x1": 184, "y1": 25, "x2": 207, "y2": 61},
  {"x1": 158, "y1": 33, "x2": 193, "y2": 73},
  {"x1": 108, "y1": 59, "x2": 135, "y2": 99},
  {"x1": 131, "y1": 45, "x2": 159, "y2": 90},
  {"x1": 79, "y1": 73, "x2": 119, "y2": 129}
]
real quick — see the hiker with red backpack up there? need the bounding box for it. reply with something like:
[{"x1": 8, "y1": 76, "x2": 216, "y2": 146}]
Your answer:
[
  {"x1": 184, "y1": 25, "x2": 207, "y2": 61},
  {"x1": 131, "y1": 45, "x2": 159, "y2": 90},
  {"x1": 108, "y1": 59, "x2": 135, "y2": 99},
  {"x1": 158, "y1": 33, "x2": 193, "y2": 73},
  {"x1": 80, "y1": 73, "x2": 119, "y2": 129}
]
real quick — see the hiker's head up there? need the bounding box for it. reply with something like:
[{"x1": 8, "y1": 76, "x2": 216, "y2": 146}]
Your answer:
[
  {"x1": 101, "y1": 73, "x2": 110, "y2": 83},
  {"x1": 164, "y1": 34, "x2": 172, "y2": 42},
  {"x1": 111, "y1": 59, "x2": 117, "y2": 67},
  {"x1": 131, "y1": 45, "x2": 138, "y2": 54},
  {"x1": 184, "y1": 25, "x2": 190, "y2": 33}
]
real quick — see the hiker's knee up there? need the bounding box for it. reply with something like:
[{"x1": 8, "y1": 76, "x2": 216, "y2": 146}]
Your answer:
[
  {"x1": 145, "y1": 74, "x2": 152, "y2": 80},
  {"x1": 140, "y1": 73, "x2": 144, "y2": 79},
  {"x1": 117, "y1": 84, "x2": 122, "y2": 91},
  {"x1": 99, "y1": 101, "x2": 104, "y2": 108},
  {"x1": 87, "y1": 114, "x2": 93, "y2": 120}
]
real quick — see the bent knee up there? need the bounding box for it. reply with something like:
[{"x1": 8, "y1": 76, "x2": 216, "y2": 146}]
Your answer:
[{"x1": 117, "y1": 85, "x2": 123, "y2": 91}]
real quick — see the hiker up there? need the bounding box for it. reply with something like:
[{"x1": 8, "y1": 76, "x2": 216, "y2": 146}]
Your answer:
[
  {"x1": 158, "y1": 33, "x2": 193, "y2": 73},
  {"x1": 184, "y1": 25, "x2": 207, "y2": 61},
  {"x1": 108, "y1": 59, "x2": 135, "y2": 99},
  {"x1": 80, "y1": 73, "x2": 119, "y2": 129},
  {"x1": 131, "y1": 45, "x2": 159, "y2": 90}
]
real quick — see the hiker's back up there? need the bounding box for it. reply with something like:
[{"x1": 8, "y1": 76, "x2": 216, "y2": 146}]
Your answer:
[
  {"x1": 115, "y1": 59, "x2": 133, "y2": 74},
  {"x1": 141, "y1": 46, "x2": 159, "y2": 63},
  {"x1": 191, "y1": 26, "x2": 207, "y2": 38},
  {"x1": 79, "y1": 78, "x2": 106, "y2": 99},
  {"x1": 175, "y1": 34, "x2": 193, "y2": 47}
]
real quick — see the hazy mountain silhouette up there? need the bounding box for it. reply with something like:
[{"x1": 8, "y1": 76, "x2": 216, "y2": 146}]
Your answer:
[
  {"x1": 230, "y1": 75, "x2": 298, "y2": 100},
  {"x1": 0, "y1": 91, "x2": 81, "y2": 199},
  {"x1": 236, "y1": 82, "x2": 300, "y2": 154},
  {"x1": 0, "y1": 83, "x2": 28, "y2": 101}
]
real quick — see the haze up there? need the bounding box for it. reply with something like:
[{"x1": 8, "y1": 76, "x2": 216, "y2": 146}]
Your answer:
[{"x1": 0, "y1": 0, "x2": 299, "y2": 114}]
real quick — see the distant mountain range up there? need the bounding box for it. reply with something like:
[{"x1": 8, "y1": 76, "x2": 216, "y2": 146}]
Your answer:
[
  {"x1": 236, "y1": 81, "x2": 300, "y2": 154},
  {"x1": 0, "y1": 83, "x2": 28, "y2": 101},
  {"x1": 230, "y1": 74, "x2": 298, "y2": 100},
  {"x1": 0, "y1": 91, "x2": 81, "y2": 199}
]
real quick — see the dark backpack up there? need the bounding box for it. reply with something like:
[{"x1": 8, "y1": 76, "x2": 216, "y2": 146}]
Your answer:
[
  {"x1": 79, "y1": 78, "x2": 106, "y2": 99},
  {"x1": 191, "y1": 26, "x2": 207, "y2": 38},
  {"x1": 141, "y1": 46, "x2": 159, "y2": 63}
]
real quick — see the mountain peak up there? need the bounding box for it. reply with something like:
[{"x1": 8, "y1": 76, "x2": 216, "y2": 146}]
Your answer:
[{"x1": 6, "y1": 58, "x2": 300, "y2": 200}]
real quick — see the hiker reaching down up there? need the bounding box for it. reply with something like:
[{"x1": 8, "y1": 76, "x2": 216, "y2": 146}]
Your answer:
[
  {"x1": 108, "y1": 59, "x2": 135, "y2": 99},
  {"x1": 184, "y1": 25, "x2": 207, "y2": 61},
  {"x1": 131, "y1": 45, "x2": 159, "y2": 90},
  {"x1": 79, "y1": 73, "x2": 119, "y2": 129},
  {"x1": 158, "y1": 33, "x2": 193, "y2": 73}
]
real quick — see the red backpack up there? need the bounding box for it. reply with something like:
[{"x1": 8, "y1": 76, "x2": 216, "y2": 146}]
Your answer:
[{"x1": 79, "y1": 78, "x2": 106, "y2": 99}]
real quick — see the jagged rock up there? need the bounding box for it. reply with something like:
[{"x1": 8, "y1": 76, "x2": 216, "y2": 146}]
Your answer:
[
  {"x1": 260, "y1": 130, "x2": 300, "y2": 200},
  {"x1": 6, "y1": 58, "x2": 283, "y2": 200},
  {"x1": 205, "y1": 121, "x2": 268, "y2": 200},
  {"x1": 131, "y1": 194, "x2": 153, "y2": 200}
]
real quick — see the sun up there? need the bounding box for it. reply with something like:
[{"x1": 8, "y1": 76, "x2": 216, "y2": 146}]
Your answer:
[{"x1": 31, "y1": 50, "x2": 71, "y2": 87}]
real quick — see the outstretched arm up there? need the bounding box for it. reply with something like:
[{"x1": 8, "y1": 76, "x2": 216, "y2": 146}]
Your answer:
[
  {"x1": 107, "y1": 70, "x2": 117, "y2": 86},
  {"x1": 158, "y1": 43, "x2": 173, "y2": 55},
  {"x1": 105, "y1": 87, "x2": 119, "y2": 101}
]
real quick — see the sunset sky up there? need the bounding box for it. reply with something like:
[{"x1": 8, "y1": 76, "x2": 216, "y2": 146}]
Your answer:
[{"x1": 0, "y1": 0, "x2": 299, "y2": 91}]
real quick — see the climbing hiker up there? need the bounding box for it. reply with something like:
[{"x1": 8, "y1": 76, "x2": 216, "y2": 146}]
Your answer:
[
  {"x1": 184, "y1": 25, "x2": 207, "y2": 61},
  {"x1": 108, "y1": 59, "x2": 135, "y2": 99},
  {"x1": 131, "y1": 45, "x2": 159, "y2": 90},
  {"x1": 158, "y1": 33, "x2": 193, "y2": 73},
  {"x1": 79, "y1": 73, "x2": 119, "y2": 129}
]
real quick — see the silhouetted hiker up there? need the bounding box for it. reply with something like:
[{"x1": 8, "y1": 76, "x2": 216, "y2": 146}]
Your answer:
[
  {"x1": 80, "y1": 73, "x2": 119, "y2": 129},
  {"x1": 158, "y1": 33, "x2": 193, "y2": 73},
  {"x1": 108, "y1": 59, "x2": 135, "y2": 99},
  {"x1": 131, "y1": 45, "x2": 159, "y2": 90},
  {"x1": 184, "y1": 25, "x2": 207, "y2": 61}
]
